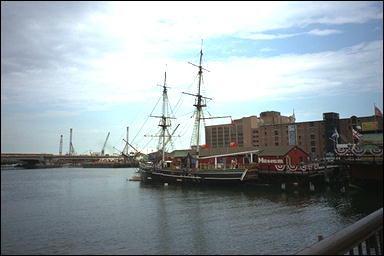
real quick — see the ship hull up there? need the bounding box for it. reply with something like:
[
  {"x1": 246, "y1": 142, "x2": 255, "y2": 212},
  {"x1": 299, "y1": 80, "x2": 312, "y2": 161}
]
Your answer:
[
  {"x1": 346, "y1": 159, "x2": 382, "y2": 190},
  {"x1": 139, "y1": 166, "x2": 257, "y2": 185}
]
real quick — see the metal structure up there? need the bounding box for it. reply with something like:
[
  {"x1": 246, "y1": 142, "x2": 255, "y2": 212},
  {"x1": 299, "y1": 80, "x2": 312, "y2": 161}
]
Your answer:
[
  {"x1": 59, "y1": 135, "x2": 63, "y2": 155},
  {"x1": 296, "y1": 207, "x2": 383, "y2": 255},
  {"x1": 68, "y1": 128, "x2": 75, "y2": 155},
  {"x1": 126, "y1": 127, "x2": 129, "y2": 155},
  {"x1": 120, "y1": 127, "x2": 130, "y2": 156},
  {"x1": 123, "y1": 139, "x2": 141, "y2": 157},
  {"x1": 101, "y1": 132, "x2": 110, "y2": 156}
]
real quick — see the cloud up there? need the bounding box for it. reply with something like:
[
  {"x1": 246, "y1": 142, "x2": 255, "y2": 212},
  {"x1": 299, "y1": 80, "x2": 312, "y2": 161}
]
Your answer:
[
  {"x1": 245, "y1": 32, "x2": 302, "y2": 40},
  {"x1": 2, "y1": 2, "x2": 381, "y2": 111},
  {"x1": 260, "y1": 48, "x2": 275, "y2": 53},
  {"x1": 307, "y1": 29, "x2": 342, "y2": 36},
  {"x1": 240, "y1": 29, "x2": 343, "y2": 40},
  {"x1": 202, "y1": 40, "x2": 382, "y2": 103}
]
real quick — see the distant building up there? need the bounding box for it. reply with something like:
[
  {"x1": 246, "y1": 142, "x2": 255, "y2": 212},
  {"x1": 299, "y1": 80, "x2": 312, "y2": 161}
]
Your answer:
[
  {"x1": 205, "y1": 111, "x2": 295, "y2": 148},
  {"x1": 205, "y1": 111, "x2": 383, "y2": 159}
]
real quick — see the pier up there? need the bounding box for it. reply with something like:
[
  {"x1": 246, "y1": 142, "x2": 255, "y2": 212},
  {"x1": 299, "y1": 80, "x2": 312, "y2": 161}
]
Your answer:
[{"x1": 251, "y1": 164, "x2": 347, "y2": 192}]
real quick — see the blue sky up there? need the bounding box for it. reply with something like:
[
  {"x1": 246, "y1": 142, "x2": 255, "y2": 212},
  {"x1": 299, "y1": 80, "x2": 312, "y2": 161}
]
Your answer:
[{"x1": 1, "y1": 1, "x2": 383, "y2": 154}]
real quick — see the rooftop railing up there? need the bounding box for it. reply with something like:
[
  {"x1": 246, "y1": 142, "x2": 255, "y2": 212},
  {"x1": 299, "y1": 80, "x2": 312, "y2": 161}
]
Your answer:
[{"x1": 296, "y1": 208, "x2": 383, "y2": 255}]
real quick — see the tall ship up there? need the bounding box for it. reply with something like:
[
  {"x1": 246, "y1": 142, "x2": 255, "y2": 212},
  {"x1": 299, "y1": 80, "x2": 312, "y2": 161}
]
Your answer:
[{"x1": 139, "y1": 43, "x2": 259, "y2": 184}]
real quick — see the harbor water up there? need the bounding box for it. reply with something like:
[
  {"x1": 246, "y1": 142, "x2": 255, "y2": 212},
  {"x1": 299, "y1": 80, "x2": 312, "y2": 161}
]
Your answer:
[{"x1": 1, "y1": 168, "x2": 382, "y2": 255}]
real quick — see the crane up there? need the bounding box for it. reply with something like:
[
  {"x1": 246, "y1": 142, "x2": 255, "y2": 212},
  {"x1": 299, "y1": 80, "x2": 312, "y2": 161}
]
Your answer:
[
  {"x1": 101, "y1": 132, "x2": 110, "y2": 156},
  {"x1": 122, "y1": 139, "x2": 141, "y2": 157},
  {"x1": 113, "y1": 146, "x2": 129, "y2": 158}
]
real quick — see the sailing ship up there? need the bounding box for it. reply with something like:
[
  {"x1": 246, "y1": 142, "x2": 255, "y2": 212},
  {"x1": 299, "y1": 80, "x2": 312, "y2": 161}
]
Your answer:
[{"x1": 138, "y1": 43, "x2": 258, "y2": 184}]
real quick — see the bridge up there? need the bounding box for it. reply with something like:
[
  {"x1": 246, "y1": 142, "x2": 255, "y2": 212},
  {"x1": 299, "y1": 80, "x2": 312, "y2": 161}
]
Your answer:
[{"x1": 1, "y1": 153, "x2": 123, "y2": 168}]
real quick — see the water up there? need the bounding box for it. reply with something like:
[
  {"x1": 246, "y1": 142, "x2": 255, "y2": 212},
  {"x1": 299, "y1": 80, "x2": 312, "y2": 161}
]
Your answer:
[{"x1": 1, "y1": 168, "x2": 382, "y2": 255}]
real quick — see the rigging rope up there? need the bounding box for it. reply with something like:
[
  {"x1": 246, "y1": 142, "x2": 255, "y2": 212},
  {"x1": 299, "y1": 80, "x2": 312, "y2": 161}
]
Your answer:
[
  {"x1": 131, "y1": 95, "x2": 162, "y2": 145},
  {"x1": 172, "y1": 73, "x2": 198, "y2": 115}
]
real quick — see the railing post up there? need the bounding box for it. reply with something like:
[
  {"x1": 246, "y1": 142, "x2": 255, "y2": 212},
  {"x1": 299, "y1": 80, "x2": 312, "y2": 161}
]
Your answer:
[
  {"x1": 358, "y1": 243, "x2": 363, "y2": 254},
  {"x1": 365, "y1": 238, "x2": 371, "y2": 255}
]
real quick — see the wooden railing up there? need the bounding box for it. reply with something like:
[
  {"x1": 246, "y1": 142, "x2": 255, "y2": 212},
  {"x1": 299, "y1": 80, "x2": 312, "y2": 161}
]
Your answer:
[{"x1": 296, "y1": 208, "x2": 383, "y2": 255}]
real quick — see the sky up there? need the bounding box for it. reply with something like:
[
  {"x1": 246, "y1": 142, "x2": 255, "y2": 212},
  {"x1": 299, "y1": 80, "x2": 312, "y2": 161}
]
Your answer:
[{"x1": 1, "y1": 1, "x2": 383, "y2": 154}]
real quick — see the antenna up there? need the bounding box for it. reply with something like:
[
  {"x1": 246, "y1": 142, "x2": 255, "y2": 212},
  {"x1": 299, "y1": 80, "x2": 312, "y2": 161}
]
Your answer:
[
  {"x1": 69, "y1": 128, "x2": 75, "y2": 155},
  {"x1": 59, "y1": 135, "x2": 63, "y2": 155}
]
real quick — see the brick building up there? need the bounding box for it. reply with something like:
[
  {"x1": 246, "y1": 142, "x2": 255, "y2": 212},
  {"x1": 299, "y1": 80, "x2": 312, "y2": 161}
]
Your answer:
[
  {"x1": 205, "y1": 111, "x2": 383, "y2": 159},
  {"x1": 205, "y1": 111, "x2": 295, "y2": 148}
]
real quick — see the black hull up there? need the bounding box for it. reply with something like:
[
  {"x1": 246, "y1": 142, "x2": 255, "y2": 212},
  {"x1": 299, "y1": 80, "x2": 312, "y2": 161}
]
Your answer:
[
  {"x1": 139, "y1": 167, "x2": 257, "y2": 185},
  {"x1": 346, "y1": 160, "x2": 382, "y2": 191}
]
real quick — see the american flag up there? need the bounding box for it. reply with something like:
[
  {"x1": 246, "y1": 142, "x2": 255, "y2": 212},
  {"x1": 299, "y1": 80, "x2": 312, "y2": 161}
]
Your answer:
[
  {"x1": 352, "y1": 128, "x2": 363, "y2": 140},
  {"x1": 331, "y1": 128, "x2": 339, "y2": 140},
  {"x1": 374, "y1": 105, "x2": 383, "y2": 117}
]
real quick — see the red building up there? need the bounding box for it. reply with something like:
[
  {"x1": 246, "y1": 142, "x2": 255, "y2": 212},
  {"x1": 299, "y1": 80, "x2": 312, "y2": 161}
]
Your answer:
[
  {"x1": 257, "y1": 145, "x2": 310, "y2": 171},
  {"x1": 168, "y1": 145, "x2": 310, "y2": 171}
]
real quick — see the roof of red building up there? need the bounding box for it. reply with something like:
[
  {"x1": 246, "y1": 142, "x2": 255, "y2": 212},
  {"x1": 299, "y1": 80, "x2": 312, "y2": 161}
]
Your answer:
[
  {"x1": 257, "y1": 145, "x2": 308, "y2": 157},
  {"x1": 169, "y1": 145, "x2": 308, "y2": 159}
]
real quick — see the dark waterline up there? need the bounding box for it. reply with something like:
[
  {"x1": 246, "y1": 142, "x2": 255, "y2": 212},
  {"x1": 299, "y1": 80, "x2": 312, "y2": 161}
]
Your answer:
[{"x1": 1, "y1": 168, "x2": 382, "y2": 255}]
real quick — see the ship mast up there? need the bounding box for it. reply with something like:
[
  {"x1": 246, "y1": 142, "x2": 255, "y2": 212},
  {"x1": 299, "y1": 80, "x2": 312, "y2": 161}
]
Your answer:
[
  {"x1": 160, "y1": 71, "x2": 169, "y2": 164},
  {"x1": 184, "y1": 40, "x2": 211, "y2": 169},
  {"x1": 146, "y1": 69, "x2": 175, "y2": 166}
]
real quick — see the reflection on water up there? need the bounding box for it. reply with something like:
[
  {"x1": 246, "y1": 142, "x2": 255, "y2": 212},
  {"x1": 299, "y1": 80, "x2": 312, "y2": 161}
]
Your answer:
[{"x1": 1, "y1": 168, "x2": 382, "y2": 255}]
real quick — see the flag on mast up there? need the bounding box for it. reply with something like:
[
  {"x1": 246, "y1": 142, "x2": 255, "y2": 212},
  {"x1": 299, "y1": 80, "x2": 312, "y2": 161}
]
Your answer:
[
  {"x1": 374, "y1": 104, "x2": 383, "y2": 117},
  {"x1": 352, "y1": 128, "x2": 363, "y2": 140},
  {"x1": 330, "y1": 128, "x2": 339, "y2": 143}
]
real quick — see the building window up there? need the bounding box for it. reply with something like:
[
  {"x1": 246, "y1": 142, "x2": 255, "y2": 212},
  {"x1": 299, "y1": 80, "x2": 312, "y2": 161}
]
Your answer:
[
  {"x1": 310, "y1": 134, "x2": 315, "y2": 140},
  {"x1": 274, "y1": 130, "x2": 278, "y2": 136},
  {"x1": 310, "y1": 122, "x2": 314, "y2": 127},
  {"x1": 311, "y1": 147, "x2": 316, "y2": 152},
  {"x1": 275, "y1": 142, "x2": 279, "y2": 146},
  {"x1": 311, "y1": 141, "x2": 316, "y2": 146}
]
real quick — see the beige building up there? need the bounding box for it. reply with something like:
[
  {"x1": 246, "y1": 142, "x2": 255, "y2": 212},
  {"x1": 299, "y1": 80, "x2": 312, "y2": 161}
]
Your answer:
[
  {"x1": 205, "y1": 111, "x2": 295, "y2": 148},
  {"x1": 205, "y1": 111, "x2": 383, "y2": 159}
]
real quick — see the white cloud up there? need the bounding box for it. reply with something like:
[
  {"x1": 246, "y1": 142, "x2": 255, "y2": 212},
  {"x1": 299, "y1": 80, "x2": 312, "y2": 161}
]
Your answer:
[
  {"x1": 260, "y1": 48, "x2": 275, "y2": 53},
  {"x1": 307, "y1": 29, "x2": 342, "y2": 36},
  {"x1": 202, "y1": 40, "x2": 382, "y2": 103},
  {"x1": 240, "y1": 29, "x2": 343, "y2": 40},
  {"x1": 100, "y1": 1, "x2": 381, "y2": 44},
  {"x1": 2, "y1": 1, "x2": 381, "y2": 110},
  {"x1": 245, "y1": 32, "x2": 302, "y2": 40}
]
